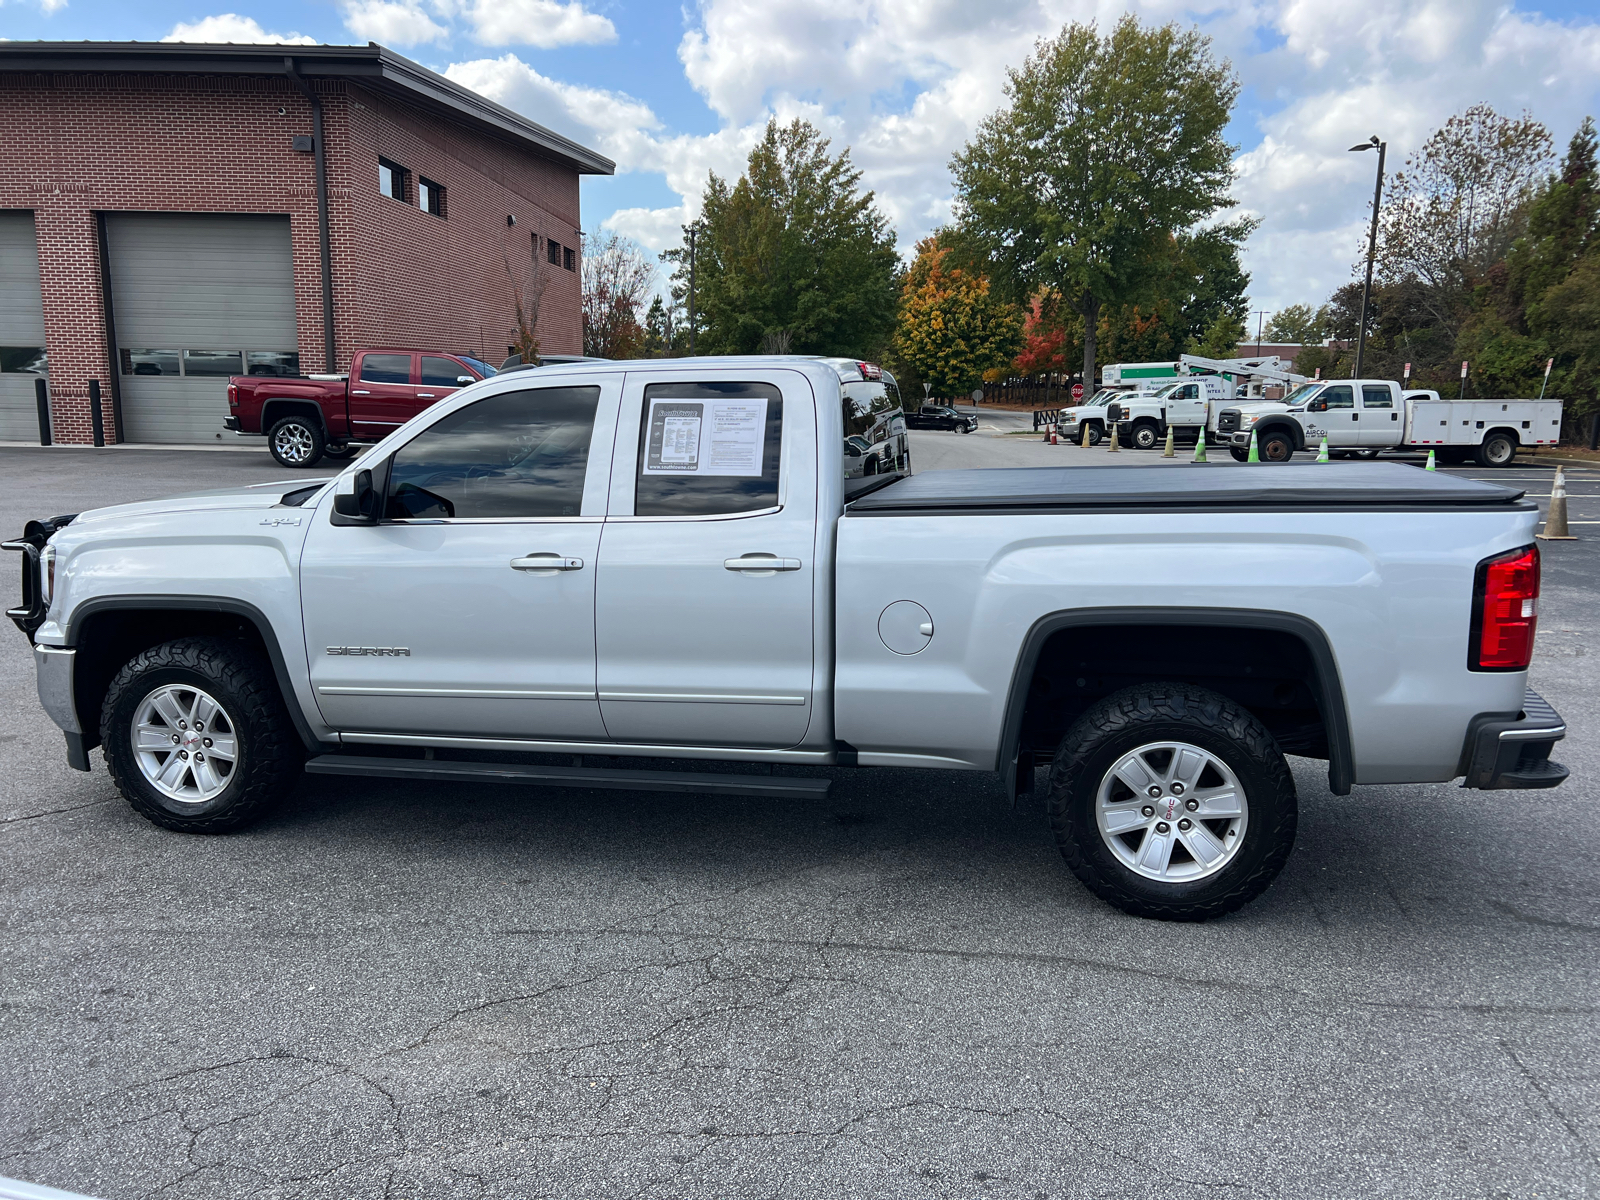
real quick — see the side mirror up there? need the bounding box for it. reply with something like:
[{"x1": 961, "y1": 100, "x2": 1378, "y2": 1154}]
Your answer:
[
  {"x1": 332, "y1": 468, "x2": 380, "y2": 524},
  {"x1": 1307, "y1": 399, "x2": 1327, "y2": 413},
  {"x1": 456, "y1": 375, "x2": 474, "y2": 385},
  {"x1": 1106, "y1": 402, "x2": 1123, "y2": 422},
  {"x1": 844, "y1": 441, "x2": 862, "y2": 457}
]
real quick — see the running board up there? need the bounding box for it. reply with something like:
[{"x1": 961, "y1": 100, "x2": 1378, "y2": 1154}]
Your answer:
[{"x1": 304, "y1": 754, "x2": 832, "y2": 799}]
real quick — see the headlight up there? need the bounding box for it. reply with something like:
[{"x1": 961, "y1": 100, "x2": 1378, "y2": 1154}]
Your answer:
[
  {"x1": 39, "y1": 544, "x2": 55, "y2": 605},
  {"x1": 1241, "y1": 414, "x2": 1257, "y2": 426}
]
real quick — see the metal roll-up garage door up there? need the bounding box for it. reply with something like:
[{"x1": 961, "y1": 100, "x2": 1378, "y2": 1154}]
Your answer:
[
  {"x1": 107, "y1": 214, "x2": 297, "y2": 444},
  {"x1": 0, "y1": 211, "x2": 47, "y2": 441}
]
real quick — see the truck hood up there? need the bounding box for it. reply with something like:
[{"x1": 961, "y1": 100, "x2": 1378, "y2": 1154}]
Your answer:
[
  {"x1": 1224, "y1": 401, "x2": 1290, "y2": 415},
  {"x1": 65, "y1": 478, "x2": 332, "y2": 529}
]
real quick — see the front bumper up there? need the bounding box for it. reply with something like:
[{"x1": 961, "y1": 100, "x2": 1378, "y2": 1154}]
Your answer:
[
  {"x1": 1229, "y1": 431, "x2": 1253, "y2": 446},
  {"x1": 1459, "y1": 687, "x2": 1568, "y2": 789},
  {"x1": 35, "y1": 644, "x2": 91, "y2": 771}
]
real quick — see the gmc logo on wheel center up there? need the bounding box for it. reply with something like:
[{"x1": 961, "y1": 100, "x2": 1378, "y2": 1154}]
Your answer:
[{"x1": 326, "y1": 646, "x2": 411, "y2": 656}]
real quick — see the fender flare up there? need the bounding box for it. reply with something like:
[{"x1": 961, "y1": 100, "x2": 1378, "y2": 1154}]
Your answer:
[
  {"x1": 63, "y1": 594, "x2": 325, "y2": 753},
  {"x1": 260, "y1": 397, "x2": 332, "y2": 439},
  {"x1": 996, "y1": 606, "x2": 1354, "y2": 798}
]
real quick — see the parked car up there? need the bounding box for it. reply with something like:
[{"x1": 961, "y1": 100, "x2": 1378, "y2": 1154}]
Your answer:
[
  {"x1": 225, "y1": 348, "x2": 500, "y2": 468},
  {"x1": 1217, "y1": 380, "x2": 1563, "y2": 466},
  {"x1": 8, "y1": 356, "x2": 1567, "y2": 921},
  {"x1": 906, "y1": 403, "x2": 976, "y2": 433}
]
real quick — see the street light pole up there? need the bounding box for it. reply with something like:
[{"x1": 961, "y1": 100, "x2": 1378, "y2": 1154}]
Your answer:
[
  {"x1": 1350, "y1": 135, "x2": 1387, "y2": 379},
  {"x1": 1253, "y1": 310, "x2": 1268, "y2": 356}
]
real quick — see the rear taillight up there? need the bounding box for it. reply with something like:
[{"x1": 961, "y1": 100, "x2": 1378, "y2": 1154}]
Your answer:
[
  {"x1": 228, "y1": 383, "x2": 238, "y2": 408},
  {"x1": 1470, "y1": 544, "x2": 1539, "y2": 671}
]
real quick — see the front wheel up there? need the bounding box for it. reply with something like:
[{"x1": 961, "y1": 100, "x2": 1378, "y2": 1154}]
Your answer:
[
  {"x1": 1258, "y1": 430, "x2": 1295, "y2": 462},
  {"x1": 267, "y1": 415, "x2": 325, "y2": 468},
  {"x1": 1045, "y1": 683, "x2": 1298, "y2": 920},
  {"x1": 1229, "y1": 447, "x2": 1250, "y2": 462},
  {"x1": 1131, "y1": 422, "x2": 1160, "y2": 450},
  {"x1": 101, "y1": 637, "x2": 303, "y2": 833},
  {"x1": 1083, "y1": 425, "x2": 1103, "y2": 447}
]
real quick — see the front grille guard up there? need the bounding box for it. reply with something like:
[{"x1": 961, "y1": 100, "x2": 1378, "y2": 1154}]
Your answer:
[{"x1": 4, "y1": 514, "x2": 75, "y2": 636}]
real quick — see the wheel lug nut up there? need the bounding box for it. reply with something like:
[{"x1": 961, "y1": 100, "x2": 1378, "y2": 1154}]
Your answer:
[
  {"x1": 178, "y1": 750, "x2": 189, "y2": 759},
  {"x1": 1146, "y1": 785, "x2": 1162, "y2": 798},
  {"x1": 194, "y1": 722, "x2": 204, "y2": 732},
  {"x1": 1179, "y1": 818, "x2": 1193, "y2": 831},
  {"x1": 1155, "y1": 821, "x2": 1170, "y2": 834},
  {"x1": 203, "y1": 738, "x2": 212, "y2": 748},
  {"x1": 1171, "y1": 782, "x2": 1185, "y2": 795},
  {"x1": 1141, "y1": 805, "x2": 1155, "y2": 818},
  {"x1": 194, "y1": 754, "x2": 204, "y2": 763},
  {"x1": 171, "y1": 734, "x2": 181, "y2": 744},
  {"x1": 178, "y1": 721, "x2": 187, "y2": 730},
  {"x1": 1185, "y1": 798, "x2": 1198, "y2": 811}
]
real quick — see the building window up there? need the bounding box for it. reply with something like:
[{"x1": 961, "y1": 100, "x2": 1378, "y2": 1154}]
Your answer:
[
  {"x1": 181, "y1": 350, "x2": 244, "y2": 377},
  {"x1": 378, "y1": 157, "x2": 410, "y2": 203},
  {"x1": 564, "y1": 245, "x2": 575, "y2": 271},
  {"x1": 246, "y1": 351, "x2": 302, "y2": 377},
  {"x1": 418, "y1": 177, "x2": 445, "y2": 217},
  {"x1": 0, "y1": 347, "x2": 46, "y2": 373},
  {"x1": 547, "y1": 238, "x2": 562, "y2": 266},
  {"x1": 121, "y1": 349, "x2": 180, "y2": 376}
]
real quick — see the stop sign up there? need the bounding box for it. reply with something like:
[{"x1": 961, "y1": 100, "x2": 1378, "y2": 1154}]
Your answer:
[{"x1": 1071, "y1": 383, "x2": 1085, "y2": 401}]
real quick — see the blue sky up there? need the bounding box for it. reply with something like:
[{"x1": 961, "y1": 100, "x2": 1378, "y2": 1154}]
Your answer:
[{"x1": 5, "y1": 0, "x2": 1600, "y2": 316}]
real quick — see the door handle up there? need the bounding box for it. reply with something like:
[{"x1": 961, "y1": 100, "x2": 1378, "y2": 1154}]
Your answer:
[
  {"x1": 351, "y1": 389, "x2": 371, "y2": 395},
  {"x1": 724, "y1": 554, "x2": 801, "y2": 572},
  {"x1": 511, "y1": 553, "x2": 584, "y2": 572},
  {"x1": 417, "y1": 393, "x2": 435, "y2": 399}
]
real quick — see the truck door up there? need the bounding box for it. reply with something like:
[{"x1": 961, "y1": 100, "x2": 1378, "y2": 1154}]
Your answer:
[
  {"x1": 1313, "y1": 384, "x2": 1359, "y2": 446},
  {"x1": 418, "y1": 355, "x2": 474, "y2": 415},
  {"x1": 1167, "y1": 383, "x2": 1206, "y2": 430},
  {"x1": 347, "y1": 352, "x2": 422, "y2": 440},
  {"x1": 300, "y1": 373, "x2": 622, "y2": 741},
  {"x1": 1359, "y1": 383, "x2": 1399, "y2": 445},
  {"x1": 594, "y1": 368, "x2": 816, "y2": 748}
]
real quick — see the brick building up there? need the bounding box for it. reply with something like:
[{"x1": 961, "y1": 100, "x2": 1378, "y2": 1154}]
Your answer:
[{"x1": 0, "y1": 41, "x2": 612, "y2": 445}]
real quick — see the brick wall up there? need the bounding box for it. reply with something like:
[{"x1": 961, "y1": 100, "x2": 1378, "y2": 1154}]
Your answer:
[{"x1": 0, "y1": 69, "x2": 584, "y2": 444}]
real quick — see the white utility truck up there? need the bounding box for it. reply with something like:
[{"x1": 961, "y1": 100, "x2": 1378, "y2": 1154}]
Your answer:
[
  {"x1": 1092, "y1": 356, "x2": 1306, "y2": 449},
  {"x1": 1218, "y1": 379, "x2": 1564, "y2": 466},
  {"x1": 7, "y1": 356, "x2": 1569, "y2": 922}
]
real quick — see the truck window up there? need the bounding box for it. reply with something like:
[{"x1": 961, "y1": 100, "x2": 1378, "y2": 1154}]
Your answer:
[
  {"x1": 421, "y1": 356, "x2": 468, "y2": 387},
  {"x1": 1320, "y1": 385, "x2": 1354, "y2": 409},
  {"x1": 1361, "y1": 385, "x2": 1392, "y2": 409},
  {"x1": 634, "y1": 381, "x2": 782, "y2": 517},
  {"x1": 360, "y1": 354, "x2": 411, "y2": 384},
  {"x1": 384, "y1": 386, "x2": 601, "y2": 520}
]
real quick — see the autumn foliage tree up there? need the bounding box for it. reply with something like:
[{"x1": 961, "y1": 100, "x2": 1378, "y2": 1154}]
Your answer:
[
  {"x1": 582, "y1": 231, "x2": 655, "y2": 359},
  {"x1": 894, "y1": 237, "x2": 1023, "y2": 398}
]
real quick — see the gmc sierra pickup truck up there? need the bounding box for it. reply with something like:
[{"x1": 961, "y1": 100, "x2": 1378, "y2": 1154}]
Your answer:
[
  {"x1": 225, "y1": 348, "x2": 500, "y2": 469},
  {"x1": 8, "y1": 356, "x2": 1569, "y2": 921}
]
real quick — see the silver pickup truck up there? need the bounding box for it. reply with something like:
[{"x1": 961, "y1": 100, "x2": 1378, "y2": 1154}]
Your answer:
[{"x1": 6, "y1": 356, "x2": 1569, "y2": 921}]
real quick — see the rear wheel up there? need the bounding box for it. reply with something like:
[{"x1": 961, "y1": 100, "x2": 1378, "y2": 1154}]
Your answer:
[
  {"x1": 1476, "y1": 431, "x2": 1518, "y2": 468},
  {"x1": 1045, "y1": 683, "x2": 1298, "y2": 920},
  {"x1": 1229, "y1": 447, "x2": 1250, "y2": 462},
  {"x1": 267, "y1": 415, "x2": 325, "y2": 468},
  {"x1": 101, "y1": 637, "x2": 303, "y2": 833},
  {"x1": 1258, "y1": 430, "x2": 1295, "y2": 462},
  {"x1": 1131, "y1": 422, "x2": 1160, "y2": 450},
  {"x1": 1348, "y1": 447, "x2": 1381, "y2": 460}
]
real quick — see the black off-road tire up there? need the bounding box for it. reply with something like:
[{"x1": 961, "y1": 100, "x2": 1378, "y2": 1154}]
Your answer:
[
  {"x1": 267, "y1": 415, "x2": 326, "y2": 468},
  {"x1": 1045, "y1": 683, "x2": 1298, "y2": 921},
  {"x1": 101, "y1": 637, "x2": 303, "y2": 833}
]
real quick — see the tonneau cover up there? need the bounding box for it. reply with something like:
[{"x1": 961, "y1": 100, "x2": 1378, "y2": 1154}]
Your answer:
[{"x1": 846, "y1": 462, "x2": 1527, "y2": 514}]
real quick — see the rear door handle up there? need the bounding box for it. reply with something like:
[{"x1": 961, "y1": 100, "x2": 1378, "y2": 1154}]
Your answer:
[
  {"x1": 511, "y1": 553, "x2": 584, "y2": 572},
  {"x1": 417, "y1": 393, "x2": 435, "y2": 399},
  {"x1": 724, "y1": 554, "x2": 802, "y2": 572},
  {"x1": 351, "y1": 389, "x2": 371, "y2": 395}
]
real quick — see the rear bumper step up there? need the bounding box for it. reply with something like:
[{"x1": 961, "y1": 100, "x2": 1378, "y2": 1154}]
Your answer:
[
  {"x1": 1459, "y1": 687, "x2": 1569, "y2": 790},
  {"x1": 304, "y1": 754, "x2": 832, "y2": 799}
]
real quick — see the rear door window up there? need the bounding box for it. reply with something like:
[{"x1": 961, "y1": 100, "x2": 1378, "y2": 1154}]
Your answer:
[
  {"x1": 1361, "y1": 385, "x2": 1393, "y2": 409},
  {"x1": 385, "y1": 386, "x2": 602, "y2": 519},
  {"x1": 634, "y1": 381, "x2": 782, "y2": 517},
  {"x1": 360, "y1": 354, "x2": 412, "y2": 384}
]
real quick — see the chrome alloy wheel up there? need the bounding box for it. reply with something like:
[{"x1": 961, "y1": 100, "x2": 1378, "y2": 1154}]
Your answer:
[
  {"x1": 1095, "y1": 741, "x2": 1248, "y2": 883},
  {"x1": 132, "y1": 684, "x2": 239, "y2": 803},
  {"x1": 272, "y1": 422, "x2": 315, "y2": 465}
]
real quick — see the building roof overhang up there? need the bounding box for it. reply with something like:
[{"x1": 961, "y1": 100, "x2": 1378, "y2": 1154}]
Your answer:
[{"x1": 0, "y1": 40, "x2": 615, "y2": 176}]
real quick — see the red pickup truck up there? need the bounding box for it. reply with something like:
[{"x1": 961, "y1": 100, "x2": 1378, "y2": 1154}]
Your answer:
[{"x1": 224, "y1": 348, "x2": 499, "y2": 467}]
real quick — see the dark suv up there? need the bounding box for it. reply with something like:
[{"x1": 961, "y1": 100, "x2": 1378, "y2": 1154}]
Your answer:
[{"x1": 906, "y1": 404, "x2": 976, "y2": 433}]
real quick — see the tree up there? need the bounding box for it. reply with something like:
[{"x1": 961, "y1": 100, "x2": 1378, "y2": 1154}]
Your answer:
[
  {"x1": 1187, "y1": 312, "x2": 1245, "y2": 358},
  {"x1": 666, "y1": 119, "x2": 899, "y2": 358},
  {"x1": 1376, "y1": 104, "x2": 1554, "y2": 337},
  {"x1": 894, "y1": 237, "x2": 1024, "y2": 399},
  {"x1": 582, "y1": 231, "x2": 655, "y2": 359},
  {"x1": 951, "y1": 16, "x2": 1240, "y2": 386},
  {"x1": 1014, "y1": 291, "x2": 1074, "y2": 377},
  {"x1": 1265, "y1": 303, "x2": 1327, "y2": 346},
  {"x1": 506, "y1": 245, "x2": 548, "y2": 364}
]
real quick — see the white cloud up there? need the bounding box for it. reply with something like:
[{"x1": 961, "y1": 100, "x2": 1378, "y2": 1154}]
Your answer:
[
  {"x1": 161, "y1": 13, "x2": 317, "y2": 44},
  {"x1": 340, "y1": 0, "x2": 447, "y2": 45},
  {"x1": 463, "y1": 0, "x2": 615, "y2": 47},
  {"x1": 447, "y1": 0, "x2": 1600, "y2": 317}
]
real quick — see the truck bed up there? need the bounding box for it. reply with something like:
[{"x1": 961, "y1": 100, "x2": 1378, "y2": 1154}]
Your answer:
[{"x1": 845, "y1": 463, "x2": 1529, "y2": 515}]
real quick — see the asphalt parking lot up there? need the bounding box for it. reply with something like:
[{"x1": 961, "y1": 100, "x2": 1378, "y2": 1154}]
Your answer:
[{"x1": 2, "y1": 438, "x2": 1598, "y2": 1200}]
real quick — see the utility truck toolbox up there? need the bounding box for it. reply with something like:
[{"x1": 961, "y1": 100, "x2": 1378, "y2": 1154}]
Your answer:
[{"x1": 6, "y1": 358, "x2": 1569, "y2": 923}]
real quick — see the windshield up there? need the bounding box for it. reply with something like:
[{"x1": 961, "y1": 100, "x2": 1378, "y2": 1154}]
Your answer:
[
  {"x1": 1282, "y1": 383, "x2": 1320, "y2": 407},
  {"x1": 1151, "y1": 383, "x2": 1181, "y2": 399},
  {"x1": 457, "y1": 355, "x2": 497, "y2": 378}
]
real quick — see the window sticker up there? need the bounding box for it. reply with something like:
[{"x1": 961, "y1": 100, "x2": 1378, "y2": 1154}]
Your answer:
[{"x1": 644, "y1": 397, "x2": 767, "y2": 477}]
